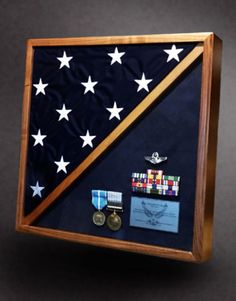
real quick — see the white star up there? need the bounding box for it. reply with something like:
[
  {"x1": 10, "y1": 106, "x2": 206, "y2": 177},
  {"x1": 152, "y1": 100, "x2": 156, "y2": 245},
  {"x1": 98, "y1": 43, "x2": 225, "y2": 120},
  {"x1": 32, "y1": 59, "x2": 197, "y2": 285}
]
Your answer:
[
  {"x1": 30, "y1": 181, "x2": 45, "y2": 198},
  {"x1": 80, "y1": 130, "x2": 96, "y2": 148},
  {"x1": 107, "y1": 47, "x2": 125, "y2": 65},
  {"x1": 106, "y1": 101, "x2": 124, "y2": 120},
  {"x1": 56, "y1": 104, "x2": 72, "y2": 121},
  {"x1": 57, "y1": 51, "x2": 73, "y2": 69},
  {"x1": 134, "y1": 73, "x2": 153, "y2": 92},
  {"x1": 164, "y1": 44, "x2": 184, "y2": 62},
  {"x1": 54, "y1": 156, "x2": 70, "y2": 174},
  {"x1": 33, "y1": 78, "x2": 49, "y2": 95},
  {"x1": 31, "y1": 129, "x2": 47, "y2": 146},
  {"x1": 81, "y1": 76, "x2": 98, "y2": 94}
]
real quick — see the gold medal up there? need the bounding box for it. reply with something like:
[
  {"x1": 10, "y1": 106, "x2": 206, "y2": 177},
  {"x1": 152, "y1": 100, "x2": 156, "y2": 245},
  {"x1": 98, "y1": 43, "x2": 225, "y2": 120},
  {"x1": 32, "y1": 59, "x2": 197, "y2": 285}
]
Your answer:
[
  {"x1": 92, "y1": 211, "x2": 106, "y2": 226},
  {"x1": 107, "y1": 211, "x2": 122, "y2": 231}
]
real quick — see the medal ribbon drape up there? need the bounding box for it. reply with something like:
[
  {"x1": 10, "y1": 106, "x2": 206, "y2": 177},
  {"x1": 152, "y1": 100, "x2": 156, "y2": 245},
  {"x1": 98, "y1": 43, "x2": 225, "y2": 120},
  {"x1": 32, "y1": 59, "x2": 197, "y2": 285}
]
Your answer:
[
  {"x1": 106, "y1": 191, "x2": 123, "y2": 231},
  {"x1": 92, "y1": 190, "x2": 107, "y2": 210},
  {"x1": 107, "y1": 191, "x2": 123, "y2": 212},
  {"x1": 91, "y1": 190, "x2": 107, "y2": 226}
]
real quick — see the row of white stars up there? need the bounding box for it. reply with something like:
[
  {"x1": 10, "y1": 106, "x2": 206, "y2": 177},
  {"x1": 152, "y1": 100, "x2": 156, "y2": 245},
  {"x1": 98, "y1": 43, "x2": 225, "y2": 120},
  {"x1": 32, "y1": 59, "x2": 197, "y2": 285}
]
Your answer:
[
  {"x1": 33, "y1": 45, "x2": 184, "y2": 96},
  {"x1": 32, "y1": 128, "x2": 97, "y2": 148},
  {"x1": 31, "y1": 101, "x2": 123, "y2": 147},
  {"x1": 57, "y1": 44, "x2": 183, "y2": 68},
  {"x1": 34, "y1": 72, "x2": 154, "y2": 96}
]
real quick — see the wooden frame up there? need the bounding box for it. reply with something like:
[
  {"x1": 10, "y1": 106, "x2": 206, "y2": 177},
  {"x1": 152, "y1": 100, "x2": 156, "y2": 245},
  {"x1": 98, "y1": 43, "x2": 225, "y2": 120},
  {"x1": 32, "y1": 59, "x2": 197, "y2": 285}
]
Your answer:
[{"x1": 16, "y1": 33, "x2": 222, "y2": 262}]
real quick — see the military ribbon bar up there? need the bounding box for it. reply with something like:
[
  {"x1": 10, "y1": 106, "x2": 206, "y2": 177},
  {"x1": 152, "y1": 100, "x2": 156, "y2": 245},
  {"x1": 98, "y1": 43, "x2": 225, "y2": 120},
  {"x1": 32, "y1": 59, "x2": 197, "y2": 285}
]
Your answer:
[{"x1": 131, "y1": 170, "x2": 180, "y2": 197}]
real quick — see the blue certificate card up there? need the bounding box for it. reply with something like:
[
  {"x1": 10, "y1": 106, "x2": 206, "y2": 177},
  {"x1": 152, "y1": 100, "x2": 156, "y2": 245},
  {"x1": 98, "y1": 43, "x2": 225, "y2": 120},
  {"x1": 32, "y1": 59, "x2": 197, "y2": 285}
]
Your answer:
[{"x1": 130, "y1": 196, "x2": 180, "y2": 233}]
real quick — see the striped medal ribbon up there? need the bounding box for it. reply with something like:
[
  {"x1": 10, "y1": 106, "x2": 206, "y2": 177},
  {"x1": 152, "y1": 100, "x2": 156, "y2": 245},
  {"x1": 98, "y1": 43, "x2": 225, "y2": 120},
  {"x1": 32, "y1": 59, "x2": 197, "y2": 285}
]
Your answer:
[{"x1": 106, "y1": 191, "x2": 123, "y2": 231}]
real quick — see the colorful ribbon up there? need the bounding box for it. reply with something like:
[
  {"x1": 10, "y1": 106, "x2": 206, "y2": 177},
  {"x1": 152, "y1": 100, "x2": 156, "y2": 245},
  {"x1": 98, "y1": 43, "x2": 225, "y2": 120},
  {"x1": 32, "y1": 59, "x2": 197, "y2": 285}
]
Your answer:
[
  {"x1": 92, "y1": 190, "x2": 107, "y2": 210},
  {"x1": 131, "y1": 170, "x2": 180, "y2": 196}
]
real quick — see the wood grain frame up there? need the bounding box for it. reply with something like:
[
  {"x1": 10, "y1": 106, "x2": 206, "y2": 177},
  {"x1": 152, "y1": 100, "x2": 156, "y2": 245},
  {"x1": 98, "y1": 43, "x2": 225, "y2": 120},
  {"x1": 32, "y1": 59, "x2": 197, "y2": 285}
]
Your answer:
[{"x1": 16, "y1": 33, "x2": 222, "y2": 262}]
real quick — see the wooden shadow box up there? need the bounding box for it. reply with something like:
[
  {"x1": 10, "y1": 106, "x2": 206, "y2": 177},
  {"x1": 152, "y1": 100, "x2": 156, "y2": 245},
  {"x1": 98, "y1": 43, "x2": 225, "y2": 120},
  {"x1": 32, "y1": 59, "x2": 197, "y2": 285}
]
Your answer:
[{"x1": 16, "y1": 33, "x2": 222, "y2": 262}]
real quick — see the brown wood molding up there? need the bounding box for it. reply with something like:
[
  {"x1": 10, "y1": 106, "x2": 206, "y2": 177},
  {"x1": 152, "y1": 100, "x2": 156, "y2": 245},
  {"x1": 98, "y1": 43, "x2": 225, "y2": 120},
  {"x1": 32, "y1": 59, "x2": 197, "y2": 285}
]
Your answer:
[
  {"x1": 22, "y1": 43, "x2": 203, "y2": 226},
  {"x1": 28, "y1": 33, "x2": 211, "y2": 47},
  {"x1": 16, "y1": 42, "x2": 34, "y2": 228},
  {"x1": 192, "y1": 33, "x2": 222, "y2": 262},
  {"x1": 18, "y1": 224, "x2": 196, "y2": 262}
]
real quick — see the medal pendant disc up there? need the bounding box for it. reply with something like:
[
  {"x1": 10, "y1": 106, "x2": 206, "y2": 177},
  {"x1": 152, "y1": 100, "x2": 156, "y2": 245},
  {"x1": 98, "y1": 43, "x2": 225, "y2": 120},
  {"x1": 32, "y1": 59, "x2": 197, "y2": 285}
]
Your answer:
[
  {"x1": 107, "y1": 211, "x2": 122, "y2": 231},
  {"x1": 93, "y1": 211, "x2": 106, "y2": 226}
]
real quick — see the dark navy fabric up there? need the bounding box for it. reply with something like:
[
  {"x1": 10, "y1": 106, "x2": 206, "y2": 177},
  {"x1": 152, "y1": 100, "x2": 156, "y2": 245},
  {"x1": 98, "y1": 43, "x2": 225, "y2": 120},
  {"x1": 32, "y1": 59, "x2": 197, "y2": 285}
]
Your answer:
[
  {"x1": 25, "y1": 42, "x2": 196, "y2": 215},
  {"x1": 35, "y1": 58, "x2": 202, "y2": 251}
]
